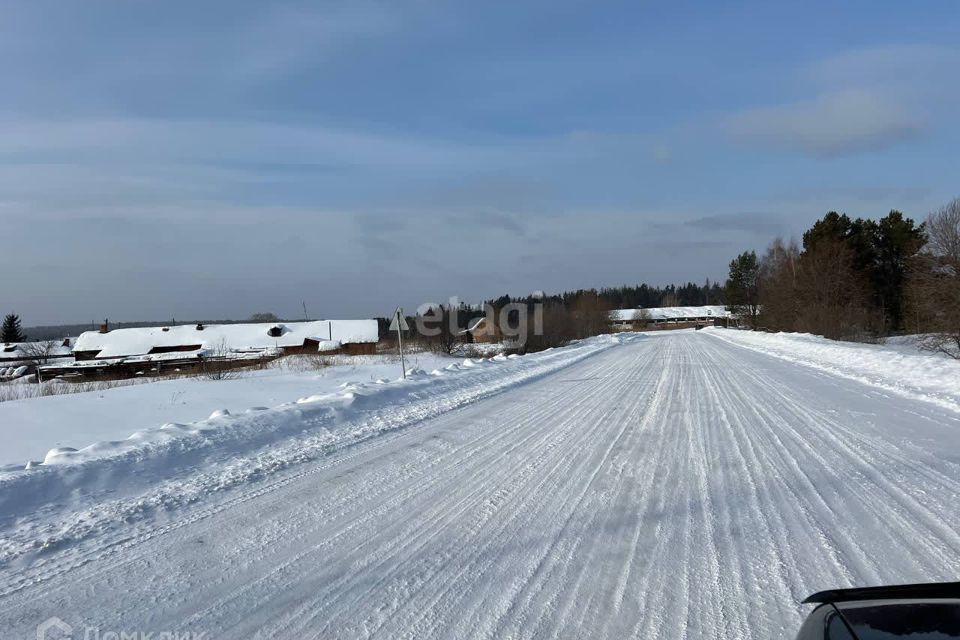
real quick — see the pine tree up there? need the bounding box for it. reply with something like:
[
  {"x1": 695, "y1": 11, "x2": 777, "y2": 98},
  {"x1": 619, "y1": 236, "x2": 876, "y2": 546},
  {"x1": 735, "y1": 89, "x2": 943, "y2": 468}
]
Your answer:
[
  {"x1": 873, "y1": 210, "x2": 926, "y2": 331},
  {"x1": 1, "y1": 314, "x2": 25, "y2": 343},
  {"x1": 725, "y1": 251, "x2": 761, "y2": 327}
]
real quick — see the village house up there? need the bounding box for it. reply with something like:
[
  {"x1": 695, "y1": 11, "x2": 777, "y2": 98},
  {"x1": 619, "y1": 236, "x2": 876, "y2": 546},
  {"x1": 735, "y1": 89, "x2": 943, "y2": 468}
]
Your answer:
[
  {"x1": 461, "y1": 316, "x2": 500, "y2": 343},
  {"x1": 41, "y1": 319, "x2": 380, "y2": 381},
  {"x1": 1, "y1": 338, "x2": 76, "y2": 380},
  {"x1": 71, "y1": 319, "x2": 379, "y2": 359},
  {"x1": 0, "y1": 338, "x2": 74, "y2": 364}
]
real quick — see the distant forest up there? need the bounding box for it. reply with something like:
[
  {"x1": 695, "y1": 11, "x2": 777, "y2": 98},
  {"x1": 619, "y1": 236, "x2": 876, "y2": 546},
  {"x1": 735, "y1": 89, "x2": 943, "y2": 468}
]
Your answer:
[
  {"x1": 486, "y1": 280, "x2": 725, "y2": 311},
  {"x1": 469, "y1": 280, "x2": 727, "y2": 352}
]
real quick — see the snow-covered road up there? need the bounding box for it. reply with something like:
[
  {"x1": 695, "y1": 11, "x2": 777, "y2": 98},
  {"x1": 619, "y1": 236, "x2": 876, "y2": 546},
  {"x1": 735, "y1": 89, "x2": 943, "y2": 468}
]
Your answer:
[{"x1": 3, "y1": 331, "x2": 960, "y2": 639}]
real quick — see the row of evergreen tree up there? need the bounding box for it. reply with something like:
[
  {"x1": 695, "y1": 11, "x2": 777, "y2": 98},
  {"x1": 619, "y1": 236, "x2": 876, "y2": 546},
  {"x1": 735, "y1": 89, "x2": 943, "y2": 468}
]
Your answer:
[
  {"x1": 486, "y1": 280, "x2": 725, "y2": 312},
  {"x1": 723, "y1": 202, "x2": 959, "y2": 345}
]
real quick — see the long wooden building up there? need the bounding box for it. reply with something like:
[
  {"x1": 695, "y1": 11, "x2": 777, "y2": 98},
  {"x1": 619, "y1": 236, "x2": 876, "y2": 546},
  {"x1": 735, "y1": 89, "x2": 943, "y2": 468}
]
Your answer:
[{"x1": 41, "y1": 319, "x2": 380, "y2": 380}]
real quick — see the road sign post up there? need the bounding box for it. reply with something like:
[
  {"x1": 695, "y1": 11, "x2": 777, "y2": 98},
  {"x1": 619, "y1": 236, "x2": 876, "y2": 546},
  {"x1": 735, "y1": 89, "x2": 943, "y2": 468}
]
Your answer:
[{"x1": 389, "y1": 307, "x2": 409, "y2": 379}]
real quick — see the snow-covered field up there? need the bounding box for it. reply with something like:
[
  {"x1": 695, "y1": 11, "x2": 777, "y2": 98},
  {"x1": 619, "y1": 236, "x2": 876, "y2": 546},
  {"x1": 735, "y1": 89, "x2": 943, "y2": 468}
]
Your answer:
[
  {"x1": 2, "y1": 329, "x2": 960, "y2": 638},
  {"x1": 0, "y1": 352, "x2": 450, "y2": 469}
]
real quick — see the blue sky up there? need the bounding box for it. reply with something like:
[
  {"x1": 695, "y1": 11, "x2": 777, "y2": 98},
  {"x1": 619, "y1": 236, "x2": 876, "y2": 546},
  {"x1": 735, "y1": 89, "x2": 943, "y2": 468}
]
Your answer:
[{"x1": 2, "y1": 0, "x2": 958, "y2": 324}]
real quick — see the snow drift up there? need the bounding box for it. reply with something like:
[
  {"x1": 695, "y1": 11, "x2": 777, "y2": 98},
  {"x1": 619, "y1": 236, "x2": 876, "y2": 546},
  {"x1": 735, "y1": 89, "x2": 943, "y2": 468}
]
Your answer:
[{"x1": 705, "y1": 328, "x2": 960, "y2": 411}]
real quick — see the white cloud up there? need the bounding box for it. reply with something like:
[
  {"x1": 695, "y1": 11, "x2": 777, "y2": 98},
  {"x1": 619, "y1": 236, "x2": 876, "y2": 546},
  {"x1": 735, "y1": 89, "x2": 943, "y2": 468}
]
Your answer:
[
  {"x1": 724, "y1": 44, "x2": 960, "y2": 158},
  {"x1": 725, "y1": 89, "x2": 922, "y2": 157},
  {"x1": 809, "y1": 45, "x2": 960, "y2": 96}
]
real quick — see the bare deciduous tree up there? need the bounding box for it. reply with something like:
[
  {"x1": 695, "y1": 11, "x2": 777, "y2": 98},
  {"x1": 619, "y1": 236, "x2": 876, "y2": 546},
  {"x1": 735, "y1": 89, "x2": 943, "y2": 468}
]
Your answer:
[
  {"x1": 758, "y1": 237, "x2": 800, "y2": 331},
  {"x1": 630, "y1": 308, "x2": 651, "y2": 329},
  {"x1": 523, "y1": 302, "x2": 576, "y2": 352},
  {"x1": 418, "y1": 305, "x2": 463, "y2": 355},
  {"x1": 201, "y1": 338, "x2": 241, "y2": 380},
  {"x1": 907, "y1": 197, "x2": 960, "y2": 357},
  {"x1": 925, "y1": 198, "x2": 960, "y2": 264},
  {"x1": 17, "y1": 340, "x2": 61, "y2": 368},
  {"x1": 571, "y1": 291, "x2": 612, "y2": 338},
  {"x1": 248, "y1": 312, "x2": 280, "y2": 323},
  {"x1": 794, "y1": 237, "x2": 873, "y2": 340}
]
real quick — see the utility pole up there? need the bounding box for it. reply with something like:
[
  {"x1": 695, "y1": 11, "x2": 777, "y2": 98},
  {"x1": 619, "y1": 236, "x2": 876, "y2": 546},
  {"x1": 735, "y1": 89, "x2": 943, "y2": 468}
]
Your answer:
[{"x1": 389, "y1": 307, "x2": 409, "y2": 379}]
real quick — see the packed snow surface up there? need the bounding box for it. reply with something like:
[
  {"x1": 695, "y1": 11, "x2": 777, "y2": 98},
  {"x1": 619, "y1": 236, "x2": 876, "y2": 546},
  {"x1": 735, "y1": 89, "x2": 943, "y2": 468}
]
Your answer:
[{"x1": 2, "y1": 330, "x2": 960, "y2": 638}]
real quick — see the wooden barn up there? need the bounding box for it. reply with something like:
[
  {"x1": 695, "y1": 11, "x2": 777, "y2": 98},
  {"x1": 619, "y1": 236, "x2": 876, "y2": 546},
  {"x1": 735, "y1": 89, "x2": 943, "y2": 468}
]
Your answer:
[
  {"x1": 461, "y1": 316, "x2": 500, "y2": 344},
  {"x1": 609, "y1": 306, "x2": 740, "y2": 331},
  {"x1": 42, "y1": 320, "x2": 379, "y2": 380},
  {"x1": 70, "y1": 319, "x2": 379, "y2": 360}
]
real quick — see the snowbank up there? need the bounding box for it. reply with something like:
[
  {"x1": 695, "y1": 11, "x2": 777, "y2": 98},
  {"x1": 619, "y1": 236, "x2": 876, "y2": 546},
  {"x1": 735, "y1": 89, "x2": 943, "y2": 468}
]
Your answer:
[
  {"x1": 704, "y1": 328, "x2": 960, "y2": 411},
  {"x1": 0, "y1": 354, "x2": 445, "y2": 466}
]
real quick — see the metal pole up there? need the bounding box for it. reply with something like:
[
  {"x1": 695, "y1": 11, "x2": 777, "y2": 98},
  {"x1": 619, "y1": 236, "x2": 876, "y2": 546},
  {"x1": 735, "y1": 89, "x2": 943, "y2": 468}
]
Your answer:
[{"x1": 396, "y1": 309, "x2": 406, "y2": 379}]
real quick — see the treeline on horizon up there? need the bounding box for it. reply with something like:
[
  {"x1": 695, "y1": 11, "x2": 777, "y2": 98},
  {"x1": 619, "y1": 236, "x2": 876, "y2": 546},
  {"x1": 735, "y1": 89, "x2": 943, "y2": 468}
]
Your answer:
[
  {"x1": 484, "y1": 280, "x2": 726, "y2": 312},
  {"x1": 724, "y1": 197, "x2": 960, "y2": 355},
  {"x1": 466, "y1": 280, "x2": 725, "y2": 352}
]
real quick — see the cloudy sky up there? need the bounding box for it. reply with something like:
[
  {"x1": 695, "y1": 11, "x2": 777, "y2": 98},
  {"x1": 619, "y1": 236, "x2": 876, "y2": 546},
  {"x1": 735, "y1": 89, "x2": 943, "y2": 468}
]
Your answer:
[{"x1": 2, "y1": 0, "x2": 958, "y2": 325}]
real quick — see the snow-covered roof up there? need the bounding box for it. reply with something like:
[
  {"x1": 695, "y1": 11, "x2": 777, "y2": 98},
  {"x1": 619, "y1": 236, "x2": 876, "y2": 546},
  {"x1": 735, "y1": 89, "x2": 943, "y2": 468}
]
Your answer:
[
  {"x1": 610, "y1": 306, "x2": 734, "y2": 322},
  {"x1": 74, "y1": 320, "x2": 378, "y2": 359},
  {"x1": 0, "y1": 340, "x2": 74, "y2": 361},
  {"x1": 457, "y1": 316, "x2": 490, "y2": 336},
  {"x1": 466, "y1": 317, "x2": 487, "y2": 332}
]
